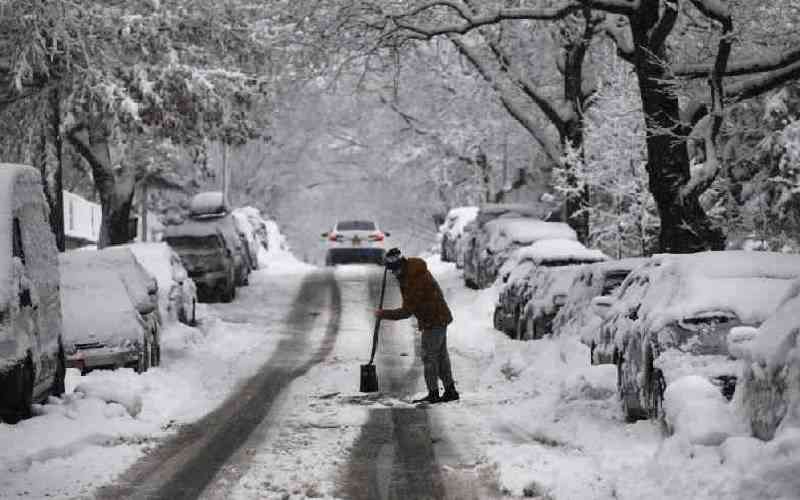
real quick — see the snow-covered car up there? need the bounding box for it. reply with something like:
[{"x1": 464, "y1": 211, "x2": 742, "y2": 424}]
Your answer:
[
  {"x1": 0, "y1": 164, "x2": 65, "y2": 423},
  {"x1": 462, "y1": 204, "x2": 575, "y2": 289},
  {"x1": 594, "y1": 251, "x2": 800, "y2": 422},
  {"x1": 493, "y1": 239, "x2": 607, "y2": 339},
  {"x1": 188, "y1": 191, "x2": 250, "y2": 286},
  {"x1": 164, "y1": 221, "x2": 236, "y2": 303},
  {"x1": 322, "y1": 220, "x2": 389, "y2": 265},
  {"x1": 551, "y1": 257, "x2": 649, "y2": 362},
  {"x1": 232, "y1": 210, "x2": 259, "y2": 271},
  {"x1": 439, "y1": 206, "x2": 478, "y2": 263},
  {"x1": 733, "y1": 280, "x2": 800, "y2": 440},
  {"x1": 127, "y1": 242, "x2": 197, "y2": 325},
  {"x1": 59, "y1": 252, "x2": 155, "y2": 374}
]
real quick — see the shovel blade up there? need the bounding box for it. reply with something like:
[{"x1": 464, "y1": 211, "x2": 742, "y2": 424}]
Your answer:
[{"x1": 360, "y1": 364, "x2": 379, "y2": 393}]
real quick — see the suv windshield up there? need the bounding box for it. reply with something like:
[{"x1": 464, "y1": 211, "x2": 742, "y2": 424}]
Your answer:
[
  {"x1": 166, "y1": 235, "x2": 222, "y2": 249},
  {"x1": 337, "y1": 220, "x2": 376, "y2": 231}
]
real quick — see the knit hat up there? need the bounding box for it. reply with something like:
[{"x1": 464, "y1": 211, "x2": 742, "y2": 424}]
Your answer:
[{"x1": 384, "y1": 247, "x2": 404, "y2": 271}]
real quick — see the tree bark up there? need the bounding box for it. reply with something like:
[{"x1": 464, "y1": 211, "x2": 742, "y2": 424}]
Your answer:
[
  {"x1": 631, "y1": 12, "x2": 725, "y2": 253},
  {"x1": 66, "y1": 123, "x2": 136, "y2": 248}
]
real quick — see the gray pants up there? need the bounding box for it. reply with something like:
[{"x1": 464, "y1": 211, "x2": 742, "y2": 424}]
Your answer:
[{"x1": 421, "y1": 326, "x2": 454, "y2": 394}]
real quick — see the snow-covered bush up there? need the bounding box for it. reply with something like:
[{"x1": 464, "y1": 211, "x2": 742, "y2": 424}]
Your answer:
[{"x1": 734, "y1": 280, "x2": 800, "y2": 440}]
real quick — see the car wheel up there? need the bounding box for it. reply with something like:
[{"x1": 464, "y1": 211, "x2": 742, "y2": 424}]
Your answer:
[
  {"x1": 493, "y1": 307, "x2": 503, "y2": 332},
  {"x1": 222, "y1": 270, "x2": 236, "y2": 303},
  {"x1": 515, "y1": 316, "x2": 527, "y2": 341},
  {"x1": 152, "y1": 335, "x2": 161, "y2": 367},
  {"x1": 644, "y1": 347, "x2": 666, "y2": 422},
  {"x1": 51, "y1": 346, "x2": 66, "y2": 396},
  {"x1": 618, "y1": 339, "x2": 646, "y2": 422},
  {"x1": 136, "y1": 338, "x2": 151, "y2": 374}
]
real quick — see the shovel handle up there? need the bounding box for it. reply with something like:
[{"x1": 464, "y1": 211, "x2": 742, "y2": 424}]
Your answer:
[{"x1": 368, "y1": 266, "x2": 388, "y2": 365}]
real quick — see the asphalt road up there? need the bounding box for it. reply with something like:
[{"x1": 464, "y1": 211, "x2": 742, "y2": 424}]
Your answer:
[
  {"x1": 94, "y1": 267, "x2": 495, "y2": 500},
  {"x1": 94, "y1": 271, "x2": 341, "y2": 500}
]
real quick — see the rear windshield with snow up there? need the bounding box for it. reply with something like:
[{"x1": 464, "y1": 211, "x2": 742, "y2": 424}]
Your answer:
[{"x1": 336, "y1": 220, "x2": 375, "y2": 231}]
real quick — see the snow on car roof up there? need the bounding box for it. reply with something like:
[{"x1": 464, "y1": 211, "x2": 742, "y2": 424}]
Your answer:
[
  {"x1": 642, "y1": 251, "x2": 800, "y2": 330},
  {"x1": 163, "y1": 219, "x2": 224, "y2": 239},
  {"x1": 59, "y1": 253, "x2": 144, "y2": 345},
  {"x1": 590, "y1": 256, "x2": 650, "y2": 274},
  {"x1": 189, "y1": 191, "x2": 226, "y2": 216},
  {"x1": 442, "y1": 206, "x2": 478, "y2": 238},
  {"x1": 515, "y1": 238, "x2": 608, "y2": 265},
  {"x1": 126, "y1": 242, "x2": 175, "y2": 293},
  {"x1": 485, "y1": 218, "x2": 577, "y2": 252}
]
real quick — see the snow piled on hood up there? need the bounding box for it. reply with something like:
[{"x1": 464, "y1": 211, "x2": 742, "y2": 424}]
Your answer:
[
  {"x1": 484, "y1": 218, "x2": 576, "y2": 253},
  {"x1": 440, "y1": 206, "x2": 478, "y2": 240}
]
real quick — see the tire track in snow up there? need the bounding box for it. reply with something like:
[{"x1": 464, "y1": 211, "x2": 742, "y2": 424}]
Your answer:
[{"x1": 94, "y1": 270, "x2": 342, "y2": 500}]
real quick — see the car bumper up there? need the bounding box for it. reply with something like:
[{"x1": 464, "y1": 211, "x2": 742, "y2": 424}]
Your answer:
[
  {"x1": 67, "y1": 347, "x2": 139, "y2": 371},
  {"x1": 192, "y1": 270, "x2": 230, "y2": 288},
  {"x1": 327, "y1": 248, "x2": 385, "y2": 264}
]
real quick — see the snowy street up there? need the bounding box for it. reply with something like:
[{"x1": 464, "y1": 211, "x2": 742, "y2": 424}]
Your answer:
[{"x1": 2, "y1": 253, "x2": 798, "y2": 500}]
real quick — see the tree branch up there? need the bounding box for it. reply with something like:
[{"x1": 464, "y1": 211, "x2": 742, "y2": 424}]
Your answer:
[
  {"x1": 674, "y1": 47, "x2": 800, "y2": 79},
  {"x1": 450, "y1": 36, "x2": 561, "y2": 163},
  {"x1": 648, "y1": 0, "x2": 678, "y2": 49}
]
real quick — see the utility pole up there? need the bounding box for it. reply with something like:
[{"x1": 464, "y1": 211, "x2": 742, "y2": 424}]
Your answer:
[{"x1": 221, "y1": 142, "x2": 229, "y2": 210}]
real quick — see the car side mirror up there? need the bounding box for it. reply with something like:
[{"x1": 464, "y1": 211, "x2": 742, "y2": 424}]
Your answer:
[
  {"x1": 727, "y1": 326, "x2": 759, "y2": 360},
  {"x1": 591, "y1": 296, "x2": 615, "y2": 319},
  {"x1": 384, "y1": 232, "x2": 391, "y2": 237},
  {"x1": 321, "y1": 232, "x2": 329, "y2": 238}
]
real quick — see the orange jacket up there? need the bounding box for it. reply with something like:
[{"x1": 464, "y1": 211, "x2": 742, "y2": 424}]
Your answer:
[{"x1": 381, "y1": 257, "x2": 453, "y2": 330}]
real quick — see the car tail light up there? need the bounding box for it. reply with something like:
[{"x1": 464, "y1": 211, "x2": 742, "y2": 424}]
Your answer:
[
  {"x1": 328, "y1": 233, "x2": 343, "y2": 242},
  {"x1": 368, "y1": 232, "x2": 384, "y2": 242}
]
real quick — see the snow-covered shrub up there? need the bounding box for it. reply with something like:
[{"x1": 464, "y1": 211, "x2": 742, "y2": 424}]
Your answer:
[
  {"x1": 734, "y1": 280, "x2": 800, "y2": 440},
  {"x1": 664, "y1": 375, "x2": 749, "y2": 445}
]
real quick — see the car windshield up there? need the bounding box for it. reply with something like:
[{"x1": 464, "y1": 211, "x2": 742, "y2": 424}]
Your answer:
[
  {"x1": 166, "y1": 235, "x2": 222, "y2": 249},
  {"x1": 336, "y1": 220, "x2": 376, "y2": 231},
  {"x1": 601, "y1": 271, "x2": 630, "y2": 295}
]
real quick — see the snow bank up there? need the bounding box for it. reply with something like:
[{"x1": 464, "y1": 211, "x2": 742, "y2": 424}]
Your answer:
[
  {"x1": 663, "y1": 375, "x2": 749, "y2": 445},
  {"x1": 74, "y1": 379, "x2": 143, "y2": 418}
]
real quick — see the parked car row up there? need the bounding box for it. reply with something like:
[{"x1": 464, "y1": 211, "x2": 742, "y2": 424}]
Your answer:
[
  {"x1": 441, "y1": 200, "x2": 800, "y2": 438},
  {"x1": 0, "y1": 171, "x2": 274, "y2": 423}
]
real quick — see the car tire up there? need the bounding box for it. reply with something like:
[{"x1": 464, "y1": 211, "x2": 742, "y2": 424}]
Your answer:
[
  {"x1": 515, "y1": 316, "x2": 527, "y2": 341},
  {"x1": 51, "y1": 346, "x2": 66, "y2": 396},
  {"x1": 618, "y1": 339, "x2": 647, "y2": 422},
  {"x1": 493, "y1": 307, "x2": 503, "y2": 332},
  {"x1": 222, "y1": 269, "x2": 236, "y2": 303},
  {"x1": 136, "y1": 338, "x2": 151, "y2": 374}
]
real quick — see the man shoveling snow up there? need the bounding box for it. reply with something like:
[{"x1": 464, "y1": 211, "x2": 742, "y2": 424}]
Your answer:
[{"x1": 375, "y1": 248, "x2": 460, "y2": 405}]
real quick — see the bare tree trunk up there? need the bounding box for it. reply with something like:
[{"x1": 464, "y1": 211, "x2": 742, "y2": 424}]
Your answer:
[
  {"x1": 140, "y1": 182, "x2": 148, "y2": 242},
  {"x1": 50, "y1": 87, "x2": 64, "y2": 252},
  {"x1": 66, "y1": 123, "x2": 136, "y2": 248}
]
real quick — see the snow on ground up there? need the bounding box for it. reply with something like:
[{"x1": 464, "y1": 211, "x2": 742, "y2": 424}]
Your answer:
[
  {"x1": 4, "y1": 247, "x2": 800, "y2": 499},
  {"x1": 0, "y1": 250, "x2": 313, "y2": 499}
]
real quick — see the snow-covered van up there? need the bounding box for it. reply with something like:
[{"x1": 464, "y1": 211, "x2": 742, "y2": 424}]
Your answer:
[
  {"x1": 188, "y1": 192, "x2": 250, "y2": 286},
  {"x1": 0, "y1": 164, "x2": 65, "y2": 423}
]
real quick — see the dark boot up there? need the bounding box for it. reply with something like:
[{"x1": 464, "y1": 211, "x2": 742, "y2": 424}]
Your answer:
[
  {"x1": 441, "y1": 385, "x2": 460, "y2": 402},
  {"x1": 412, "y1": 391, "x2": 441, "y2": 404}
]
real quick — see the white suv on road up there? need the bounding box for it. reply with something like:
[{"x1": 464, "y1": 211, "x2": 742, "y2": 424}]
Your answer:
[{"x1": 322, "y1": 220, "x2": 390, "y2": 266}]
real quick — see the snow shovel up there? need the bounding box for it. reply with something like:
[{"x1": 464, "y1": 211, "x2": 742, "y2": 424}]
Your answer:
[{"x1": 360, "y1": 267, "x2": 387, "y2": 392}]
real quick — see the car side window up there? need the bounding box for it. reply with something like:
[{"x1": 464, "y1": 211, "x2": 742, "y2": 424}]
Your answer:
[{"x1": 12, "y1": 217, "x2": 25, "y2": 264}]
